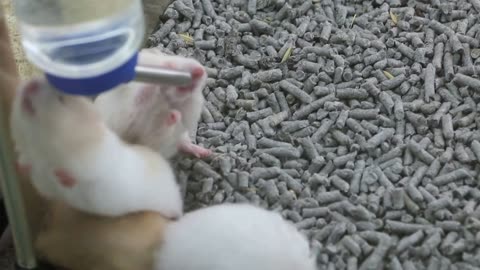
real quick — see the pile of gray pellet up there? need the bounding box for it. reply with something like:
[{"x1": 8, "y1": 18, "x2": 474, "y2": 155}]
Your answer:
[{"x1": 149, "y1": 0, "x2": 480, "y2": 269}]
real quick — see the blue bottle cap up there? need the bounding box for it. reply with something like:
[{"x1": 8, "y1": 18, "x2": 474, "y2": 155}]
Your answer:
[{"x1": 45, "y1": 53, "x2": 138, "y2": 96}]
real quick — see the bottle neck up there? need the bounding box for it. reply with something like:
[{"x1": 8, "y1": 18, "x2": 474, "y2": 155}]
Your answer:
[{"x1": 45, "y1": 52, "x2": 138, "y2": 96}]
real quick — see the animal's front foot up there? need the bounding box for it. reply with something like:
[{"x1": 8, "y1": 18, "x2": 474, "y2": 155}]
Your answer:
[
  {"x1": 150, "y1": 60, "x2": 206, "y2": 94},
  {"x1": 178, "y1": 142, "x2": 212, "y2": 158}
]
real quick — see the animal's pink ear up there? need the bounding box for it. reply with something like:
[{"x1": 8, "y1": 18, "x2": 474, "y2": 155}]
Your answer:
[
  {"x1": 54, "y1": 169, "x2": 76, "y2": 188},
  {"x1": 166, "y1": 110, "x2": 182, "y2": 126}
]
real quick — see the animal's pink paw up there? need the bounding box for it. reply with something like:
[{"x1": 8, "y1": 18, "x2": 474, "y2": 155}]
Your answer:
[{"x1": 178, "y1": 142, "x2": 212, "y2": 158}]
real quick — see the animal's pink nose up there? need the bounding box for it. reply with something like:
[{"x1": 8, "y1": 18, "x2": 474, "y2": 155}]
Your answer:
[
  {"x1": 191, "y1": 66, "x2": 204, "y2": 79},
  {"x1": 21, "y1": 80, "x2": 40, "y2": 115}
]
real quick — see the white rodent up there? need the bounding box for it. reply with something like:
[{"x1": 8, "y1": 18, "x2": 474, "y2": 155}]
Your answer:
[
  {"x1": 10, "y1": 78, "x2": 183, "y2": 219},
  {"x1": 34, "y1": 202, "x2": 317, "y2": 270},
  {"x1": 94, "y1": 48, "x2": 211, "y2": 159},
  {"x1": 154, "y1": 203, "x2": 317, "y2": 270}
]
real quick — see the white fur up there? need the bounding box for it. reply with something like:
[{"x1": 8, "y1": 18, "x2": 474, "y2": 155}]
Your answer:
[
  {"x1": 55, "y1": 131, "x2": 183, "y2": 218},
  {"x1": 154, "y1": 204, "x2": 317, "y2": 270},
  {"x1": 94, "y1": 48, "x2": 207, "y2": 159},
  {"x1": 93, "y1": 83, "x2": 137, "y2": 140},
  {"x1": 94, "y1": 82, "x2": 182, "y2": 159},
  {"x1": 10, "y1": 78, "x2": 183, "y2": 218},
  {"x1": 139, "y1": 48, "x2": 206, "y2": 140}
]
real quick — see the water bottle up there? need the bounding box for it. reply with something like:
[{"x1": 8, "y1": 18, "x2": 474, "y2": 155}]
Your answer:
[{"x1": 13, "y1": 0, "x2": 145, "y2": 95}]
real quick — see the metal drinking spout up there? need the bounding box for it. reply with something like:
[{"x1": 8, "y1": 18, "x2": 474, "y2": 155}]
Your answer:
[{"x1": 135, "y1": 65, "x2": 193, "y2": 86}]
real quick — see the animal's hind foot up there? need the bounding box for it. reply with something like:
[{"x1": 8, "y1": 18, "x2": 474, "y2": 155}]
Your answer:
[{"x1": 178, "y1": 142, "x2": 211, "y2": 158}]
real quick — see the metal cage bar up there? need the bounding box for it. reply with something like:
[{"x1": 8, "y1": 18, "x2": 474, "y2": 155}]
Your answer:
[{"x1": 0, "y1": 4, "x2": 38, "y2": 269}]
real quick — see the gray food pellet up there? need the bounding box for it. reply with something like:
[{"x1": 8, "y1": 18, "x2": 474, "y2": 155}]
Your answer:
[
  {"x1": 317, "y1": 190, "x2": 344, "y2": 205},
  {"x1": 281, "y1": 120, "x2": 309, "y2": 133},
  {"x1": 150, "y1": 19, "x2": 176, "y2": 43},
  {"x1": 385, "y1": 220, "x2": 429, "y2": 234},
  {"x1": 193, "y1": 160, "x2": 221, "y2": 179},
  {"x1": 250, "y1": 167, "x2": 280, "y2": 181},
  {"x1": 298, "y1": 137, "x2": 318, "y2": 160},
  {"x1": 200, "y1": 177, "x2": 214, "y2": 194},
  {"x1": 255, "y1": 69, "x2": 283, "y2": 82},
  {"x1": 358, "y1": 233, "x2": 392, "y2": 270},
  {"x1": 279, "y1": 80, "x2": 313, "y2": 104},
  {"x1": 336, "y1": 88, "x2": 369, "y2": 100},
  {"x1": 331, "y1": 175, "x2": 350, "y2": 193},
  {"x1": 433, "y1": 169, "x2": 472, "y2": 186},
  {"x1": 349, "y1": 109, "x2": 379, "y2": 120},
  {"x1": 246, "y1": 108, "x2": 273, "y2": 122},
  {"x1": 343, "y1": 236, "x2": 362, "y2": 257},
  {"x1": 302, "y1": 207, "x2": 329, "y2": 218},
  {"x1": 397, "y1": 230, "x2": 424, "y2": 253},
  {"x1": 261, "y1": 179, "x2": 280, "y2": 202},
  {"x1": 391, "y1": 188, "x2": 405, "y2": 210},
  {"x1": 297, "y1": 90, "x2": 335, "y2": 114},
  {"x1": 237, "y1": 171, "x2": 249, "y2": 189},
  {"x1": 366, "y1": 128, "x2": 395, "y2": 151}
]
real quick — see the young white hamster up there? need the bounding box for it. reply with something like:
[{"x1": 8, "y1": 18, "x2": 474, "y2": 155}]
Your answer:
[
  {"x1": 94, "y1": 48, "x2": 211, "y2": 159},
  {"x1": 10, "y1": 78, "x2": 183, "y2": 219}
]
